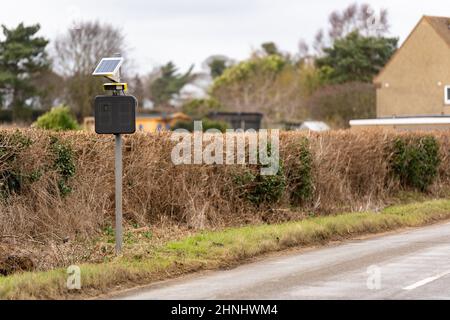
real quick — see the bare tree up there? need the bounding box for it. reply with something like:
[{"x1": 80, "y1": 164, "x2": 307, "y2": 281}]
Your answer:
[
  {"x1": 54, "y1": 21, "x2": 126, "y2": 76},
  {"x1": 129, "y1": 74, "x2": 147, "y2": 112},
  {"x1": 211, "y1": 63, "x2": 311, "y2": 124},
  {"x1": 314, "y1": 3, "x2": 390, "y2": 54},
  {"x1": 312, "y1": 30, "x2": 325, "y2": 56},
  {"x1": 298, "y1": 40, "x2": 310, "y2": 58},
  {"x1": 53, "y1": 21, "x2": 127, "y2": 119}
]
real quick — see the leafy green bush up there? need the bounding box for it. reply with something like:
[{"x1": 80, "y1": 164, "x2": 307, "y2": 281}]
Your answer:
[
  {"x1": 34, "y1": 106, "x2": 79, "y2": 131},
  {"x1": 288, "y1": 137, "x2": 314, "y2": 204},
  {"x1": 202, "y1": 119, "x2": 230, "y2": 132},
  {"x1": 391, "y1": 136, "x2": 440, "y2": 191},
  {"x1": 212, "y1": 55, "x2": 286, "y2": 88},
  {"x1": 0, "y1": 132, "x2": 77, "y2": 198},
  {"x1": 182, "y1": 98, "x2": 224, "y2": 119},
  {"x1": 171, "y1": 120, "x2": 193, "y2": 132},
  {"x1": 234, "y1": 167, "x2": 286, "y2": 206},
  {"x1": 50, "y1": 136, "x2": 76, "y2": 196},
  {"x1": 234, "y1": 144, "x2": 286, "y2": 206},
  {"x1": 0, "y1": 131, "x2": 33, "y2": 196},
  {"x1": 172, "y1": 118, "x2": 230, "y2": 133}
]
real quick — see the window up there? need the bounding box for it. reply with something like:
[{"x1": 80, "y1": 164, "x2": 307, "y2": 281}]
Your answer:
[{"x1": 446, "y1": 86, "x2": 450, "y2": 105}]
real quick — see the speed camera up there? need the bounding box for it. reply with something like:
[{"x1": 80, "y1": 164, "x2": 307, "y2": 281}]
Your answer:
[
  {"x1": 92, "y1": 55, "x2": 138, "y2": 255},
  {"x1": 92, "y1": 56, "x2": 137, "y2": 135},
  {"x1": 94, "y1": 95, "x2": 136, "y2": 134}
]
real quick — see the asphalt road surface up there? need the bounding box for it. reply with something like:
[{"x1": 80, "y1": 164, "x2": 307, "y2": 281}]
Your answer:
[{"x1": 115, "y1": 221, "x2": 450, "y2": 300}]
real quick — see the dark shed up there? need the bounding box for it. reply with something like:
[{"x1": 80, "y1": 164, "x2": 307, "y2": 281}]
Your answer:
[{"x1": 208, "y1": 112, "x2": 264, "y2": 130}]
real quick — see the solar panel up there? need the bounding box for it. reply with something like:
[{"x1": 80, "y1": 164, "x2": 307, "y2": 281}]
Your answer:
[{"x1": 93, "y1": 57, "x2": 123, "y2": 75}]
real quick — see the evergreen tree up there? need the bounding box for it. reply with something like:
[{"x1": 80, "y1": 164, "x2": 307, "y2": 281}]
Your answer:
[
  {"x1": 316, "y1": 31, "x2": 398, "y2": 84},
  {"x1": 261, "y1": 42, "x2": 280, "y2": 56},
  {"x1": 150, "y1": 62, "x2": 194, "y2": 108},
  {"x1": 208, "y1": 58, "x2": 228, "y2": 79},
  {"x1": 0, "y1": 23, "x2": 50, "y2": 120}
]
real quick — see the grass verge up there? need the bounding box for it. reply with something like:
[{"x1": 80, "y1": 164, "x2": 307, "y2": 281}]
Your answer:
[{"x1": 2, "y1": 199, "x2": 450, "y2": 299}]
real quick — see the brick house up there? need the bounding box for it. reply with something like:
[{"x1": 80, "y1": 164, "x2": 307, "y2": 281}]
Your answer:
[{"x1": 351, "y1": 16, "x2": 450, "y2": 130}]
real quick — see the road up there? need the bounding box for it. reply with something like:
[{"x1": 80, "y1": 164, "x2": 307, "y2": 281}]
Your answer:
[{"x1": 114, "y1": 221, "x2": 450, "y2": 300}]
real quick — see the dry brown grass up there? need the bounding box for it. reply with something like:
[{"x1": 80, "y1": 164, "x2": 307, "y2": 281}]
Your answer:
[
  {"x1": 1, "y1": 128, "x2": 450, "y2": 273},
  {"x1": 306, "y1": 130, "x2": 398, "y2": 212}
]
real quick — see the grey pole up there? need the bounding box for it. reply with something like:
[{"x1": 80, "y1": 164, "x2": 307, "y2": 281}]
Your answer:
[{"x1": 115, "y1": 133, "x2": 123, "y2": 254}]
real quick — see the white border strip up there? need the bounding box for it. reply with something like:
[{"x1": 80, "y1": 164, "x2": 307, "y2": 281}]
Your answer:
[{"x1": 350, "y1": 117, "x2": 450, "y2": 126}]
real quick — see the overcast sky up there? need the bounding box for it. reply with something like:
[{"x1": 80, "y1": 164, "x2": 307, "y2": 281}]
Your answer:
[{"x1": 1, "y1": 0, "x2": 449, "y2": 74}]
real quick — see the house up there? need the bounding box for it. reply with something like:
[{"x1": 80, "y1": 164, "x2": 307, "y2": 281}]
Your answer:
[
  {"x1": 134, "y1": 112, "x2": 191, "y2": 132},
  {"x1": 350, "y1": 15, "x2": 450, "y2": 130},
  {"x1": 84, "y1": 112, "x2": 191, "y2": 133}
]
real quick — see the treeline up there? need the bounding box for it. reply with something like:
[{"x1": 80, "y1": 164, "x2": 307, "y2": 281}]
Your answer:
[{"x1": 0, "y1": 3, "x2": 398, "y2": 128}]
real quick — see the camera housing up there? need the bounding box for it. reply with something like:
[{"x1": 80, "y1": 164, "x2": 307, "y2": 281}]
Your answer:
[{"x1": 94, "y1": 95, "x2": 137, "y2": 134}]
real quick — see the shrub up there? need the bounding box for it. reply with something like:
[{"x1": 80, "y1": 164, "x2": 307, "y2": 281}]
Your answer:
[
  {"x1": 307, "y1": 82, "x2": 376, "y2": 129},
  {"x1": 234, "y1": 144, "x2": 286, "y2": 206},
  {"x1": 49, "y1": 136, "x2": 76, "y2": 196},
  {"x1": 172, "y1": 118, "x2": 229, "y2": 133},
  {"x1": 288, "y1": 137, "x2": 314, "y2": 204},
  {"x1": 0, "y1": 131, "x2": 33, "y2": 196},
  {"x1": 0, "y1": 110, "x2": 13, "y2": 123},
  {"x1": 202, "y1": 119, "x2": 230, "y2": 132},
  {"x1": 182, "y1": 98, "x2": 224, "y2": 119},
  {"x1": 234, "y1": 167, "x2": 286, "y2": 206},
  {"x1": 391, "y1": 136, "x2": 440, "y2": 191},
  {"x1": 34, "y1": 106, "x2": 79, "y2": 131},
  {"x1": 171, "y1": 120, "x2": 191, "y2": 132},
  {"x1": 2, "y1": 129, "x2": 450, "y2": 270}
]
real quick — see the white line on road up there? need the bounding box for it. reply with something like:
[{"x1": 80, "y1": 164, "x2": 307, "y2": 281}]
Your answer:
[{"x1": 403, "y1": 270, "x2": 450, "y2": 291}]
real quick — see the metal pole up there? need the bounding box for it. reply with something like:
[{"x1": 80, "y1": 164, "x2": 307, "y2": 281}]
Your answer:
[{"x1": 115, "y1": 133, "x2": 123, "y2": 254}]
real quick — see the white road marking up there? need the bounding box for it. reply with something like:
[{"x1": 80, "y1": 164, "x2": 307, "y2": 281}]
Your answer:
[{"x1": 403, "y1": 270, "x2": 450, "y2": 291}]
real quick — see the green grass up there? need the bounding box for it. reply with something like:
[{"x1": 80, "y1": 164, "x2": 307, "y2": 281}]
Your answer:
[{"x1": 2, "y1": 199, "x2": 450, "y2": 299}]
